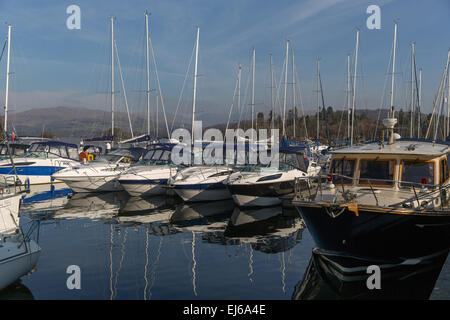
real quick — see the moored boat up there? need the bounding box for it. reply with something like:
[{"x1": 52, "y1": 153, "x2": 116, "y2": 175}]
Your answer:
[
  {"x1": 226, "y1": 143, "x2": 321, "y2": 207},
  {"x1": 0, "y1": 141, "x2": 80, "y2": 185},
  {"x1": 52, "y1": 147, "x2": 146, "y2": 193},
  {"x1": 293, "y1": 127, "x2": 450, "y2": 260},
  {"x1": 118, "y1": 143, "x2": 178, "y2": 197}
]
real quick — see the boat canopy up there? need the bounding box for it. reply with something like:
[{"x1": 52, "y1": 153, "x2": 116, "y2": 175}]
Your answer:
[
  {"x1": 0, "y1": 143, "x2": 29, "y2": 157},
  {"x1": 28, "y1": 141, "x2": 79, "y2": 160},
  {"x1": 108, "y1": 147, "x2": 147, "y2": 161}
]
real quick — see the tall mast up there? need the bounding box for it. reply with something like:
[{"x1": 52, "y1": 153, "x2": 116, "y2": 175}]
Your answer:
[
  {"x1": 448, "y1": 63, "x2": 450, "y2": 139},
  {"x1": 191, "y1": 27, "x2": 200, "y2": 145},
  {"x1": 389, "y1": 22, "x2": 398, "y2": 118},
  {"x1": 350, "y1": 28, "x2": 359, "y2": 146},
  {"x1": 145, "y1": 12, "x2": 151, "y2": 136},
  {"x1": 4, "y1": 25, "x2": 11, "y2": 134},
  {"x1": 111, "y1": 17, "x2": 115, "y2": 143},
  {"x1": 346, "y1": 53, "x2": 351, "y2": 141},
  {"x1": 270, "y1": 54, "x2": 274, "y2": 130},
  {"x1": 283, "y1": 41, "x2": 289, "y2": 137},
  {"x1": 156, "y1": 95, "x2": 159, "y2": 136},
  {"x1": 237, "y1": 64, "x2": 241, "y2": 128},
  {"x1": 292, "y1": 48, "x2": 296, "y2": 139},
  {"x1": 410, "y1": 42, "x2": 415, "y2": 138},
  {"x1": 418, "y1": 68, "x2": 422, "y2": 138},
  {"x1": 251, "y1": 47, "x2": 255, "y2": 140},
  {"x1": 316, "y1": 58, "x2": 320, "y2": 141}
]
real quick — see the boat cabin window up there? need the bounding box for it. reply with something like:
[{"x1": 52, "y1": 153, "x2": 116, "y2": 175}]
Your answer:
[
  {"x1": 440, "y1": 158, "x2": 449, "y2": 184},
  {"x1": 279, "y1": 152, "x2": 307, "y2": 171},
  {"x1": 400, "y1": 161, "x2": 434, "y2": 188},
  {"x1": 141, "y1": 149, "x2": 171, "y2": 165},
  {"x1": 358, "y1": 160, "x2": 395, "y2": 186},
  {"x1": 160, "y1": 151, "x2": 170, "y2": 161},
  {"x1": 330, "y1": 159, "x2": 355, "y2": 184},
  {"x1": 49, "y1": 146, "x2": 65, "y2": 157}
]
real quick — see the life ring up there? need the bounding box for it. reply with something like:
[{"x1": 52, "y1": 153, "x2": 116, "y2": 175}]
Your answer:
[{"x1": 87, "y1": 154, "x2": 94, "y2": 161}]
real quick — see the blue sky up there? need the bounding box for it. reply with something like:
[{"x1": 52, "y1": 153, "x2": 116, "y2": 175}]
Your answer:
[{"x1": 0, "y1": 0, "x2": 449, "y2": 126}]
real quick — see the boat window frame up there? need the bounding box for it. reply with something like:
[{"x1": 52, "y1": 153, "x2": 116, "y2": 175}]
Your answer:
[
  {"x1": 329, "y1": 157, "x2": 356, "y2": 185},
  {"x1": 357, "y1": 158, "x2": 396, "y2": 188},
  {"x1": 399, "y1": 159, "x2": 436, "y2": 189},
  {"x1": 439, "y1": 156, "x2": 449, "y2": 185}
]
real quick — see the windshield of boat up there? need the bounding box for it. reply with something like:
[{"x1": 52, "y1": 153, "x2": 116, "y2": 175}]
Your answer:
[
  {"x1": 358, "y1": 159, "x2": 395, "y2": 186},
  {"x1": 0, "y1": 144, "x2": 27, "y2": 157},
  {"x1": 400, "y1": 160, "x2": 435, "y2": 188},
  {"x1": 279, "y1": 152, "x2": 306, "y2": 171},
  {"x1": 138, "y1": 149, "x2": 172, "y2": 165},
  {"x1": 26, "y1": 143, "x2": 78, "y2": 160}
]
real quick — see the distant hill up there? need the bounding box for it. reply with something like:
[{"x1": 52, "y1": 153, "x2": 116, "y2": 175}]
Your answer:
[
  {"x1": 7, "y1": 106, "x2": 172, "y2": 138},
  {"x1": 4, "y1": 106, "x2": 409, "y2": 140}
]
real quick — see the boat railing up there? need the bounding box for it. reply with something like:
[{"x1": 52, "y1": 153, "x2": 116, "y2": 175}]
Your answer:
[
  {"x1": 0, "y1": 175, "x2": 27, "y2": 196},
  {"x1": 294, "y1": 173, "x2": 450, "y2": 211}
]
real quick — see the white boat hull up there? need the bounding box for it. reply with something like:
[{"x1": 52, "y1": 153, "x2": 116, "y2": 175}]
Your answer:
[
  {"x1": 0, "y1": 157, "x2": 78, "y2": 186},
  {"x1": 0, "y1": 240, "x2": 41, "y2": 290},
  {"x1": 58, "y1": 176, "x2": 123, "y2": 193}
]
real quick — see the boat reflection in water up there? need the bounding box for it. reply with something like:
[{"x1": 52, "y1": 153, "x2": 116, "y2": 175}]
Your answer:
[
  {"x1": 53, "y1": 191, "x2": 130, "y2": 220},
  {"x1": 220, "y1": 206, "x2": 306, "y2": 254},
  {"x1": 0, "y1": 281, "x2": 35, "y2": 300},
  {"x1": 171, "y1": 200, "x2": 235, "y2": 225},
  {"x1": 292, "y1": 248, "x2": 450, "y2": 300},
  {"x1": 20, "y1": 183, "x2": 73, "y2": 215}
]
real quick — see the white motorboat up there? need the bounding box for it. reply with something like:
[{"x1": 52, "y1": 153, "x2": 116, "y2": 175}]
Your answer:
[
  {"x1": 168, "y1": 165, "x2": 234, "y2": 202},
  {"x1": 118, "y1": 144, "x2": 178, "y2": 197},
  {"x1": 52, "y1": 147, "x2": 146, "y2": 193},
  {"x1": 226, "y1": 144, "x2": 321, "y2": 207},
  {"x1": 0, "y1": 182, "x2": 41, "y2": 290},
  {"x1": 0, "y1": 141, "x2": 80, "y2": 185}
]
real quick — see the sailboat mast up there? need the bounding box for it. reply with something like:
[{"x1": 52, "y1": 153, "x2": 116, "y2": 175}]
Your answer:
[
  {"x1": 346, "y1": 53, "x2": 351, "y2": 141},
  {"x1": 292, "y1": 49, "x2": 296, "y2": 139},
  {"x1": 283, "y1": 41, "x2": 289, "y2": 137},
  {"x1": 111, "y1": 17, "x2": 115, "y2": 143},
  {"x1": 270, "y1": 54, "x2": 274, "y2": 130},
  {"x1": 445, "y1": 62, "x2": 450, "y2": 139},
  {"x1": 389, "y1": 22, "x2": 398, "y2": 118},
  {"x1": 418, "y1": 68, "x2": 422, "y2": 138},
  {"x1": 350, "y1": 28, "x2": 359, "y2": 146},
  {"x1": 145, "y1": 12, "x2": 151, "y2": 136},
  {"x1": 251, "y1": 47, "x2": 255, "y2": 140},
  {"x1": 238, "y1": 64, "x2": 241, "y2": 128},
  {"x1": 4, "y1": 25, "x2": 11, "y2": 134},
  {"x1": 410, "y1": 42, "x2": 415, "y2": 138},
  {"x1": 156, "y1": 95, "x2": 159, "y2": 136},
  {"x1": 316, "y1": 58, "x2": 320, "y2": 141},
  {"x1": 191, "y1": 27, "x2": 200, "y2": 145}
]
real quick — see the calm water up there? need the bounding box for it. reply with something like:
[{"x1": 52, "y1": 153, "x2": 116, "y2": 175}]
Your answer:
[{"x1": 1, "y1": 183, "x2": 449, "y2": 300}]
